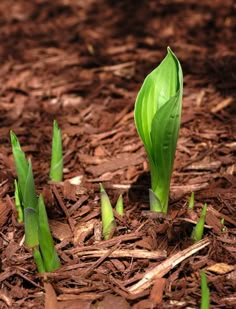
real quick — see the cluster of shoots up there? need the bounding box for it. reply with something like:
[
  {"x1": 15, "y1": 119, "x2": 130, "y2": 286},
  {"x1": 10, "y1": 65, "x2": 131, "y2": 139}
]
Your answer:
[
  {"x1": 134, "y1": 47, "x2": 183, "y2": 213},
  {"x1": 10, "y1": 120, "x2": 63, "y2": 273},
  {"x1": 99, "y1": 183, "x2": 124, "y2": 240}
]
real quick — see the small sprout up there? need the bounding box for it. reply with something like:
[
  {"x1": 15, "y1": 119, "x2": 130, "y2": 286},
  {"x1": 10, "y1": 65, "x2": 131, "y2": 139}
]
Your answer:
[
  {"x1": 99, "y1": 183, "x2": 116, "y2": 240},
  {"x1": 200, "y1": 271, "x2": 210, "y2": 309},
  {"x1": 115, "y1": 194, "x2": 124, "y2": 216},
  {"x1": 134, "y1": 47, "x2": 183, "y2": 213},
  {"x1": 220, "y1": 218, "x2": 226, "y2": 232},
  {"x1": 14, "y1": 179, "x2": 23, "y2": 223},
  {"x1": 50, "y1": 120, "x2": 63, "y2": 182},
  {"x1": 188, "y1": 192, "x2": 195, "y2": 210},
  {"x1": 191, "y1": 203, "x2": 207, "y2": 242}
]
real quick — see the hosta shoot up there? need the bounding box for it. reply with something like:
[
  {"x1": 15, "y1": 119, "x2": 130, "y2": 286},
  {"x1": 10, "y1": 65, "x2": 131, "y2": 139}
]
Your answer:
[
  {"x1": 134, "y1": 47, "x2": 183, "y2": 213},
  {"x1": 115, "y1": 194, "x2": 124, "y2": 216},
  {"x1": 50, "y1": 120, "x2": 63, "y2": 182},
  {"x1": 188, "y1": 192, "x2": 195, "y2": 210},
  {"x1": 99, "y1": 183, "x2": 116, "y2": 240},
  {"x1": 191, "y1": 203, "x2": 207, "y2": 242},
  {"x1": 200, "y1": 271, "x2": 210, "y2": 309}
]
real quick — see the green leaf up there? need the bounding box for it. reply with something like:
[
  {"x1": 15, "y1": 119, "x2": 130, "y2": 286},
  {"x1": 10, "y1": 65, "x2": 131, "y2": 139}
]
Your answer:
[
  {"x1": 50, "y1": 120, "x2": 63, "y2": 182},
  {"x1": 38, "y1": 194, "x2": 60, "y2": 272},
  {"x1": 33, "y1": 248, "x2": 46, "y2": 273},
  {"x1": 10, "y1": 131, "x2": 29, "y2": 200},
  {"x1": 24, "y1": 207, "x2": 39, "y2": 247},
  {"x1": 23, "y1": 159, "x2": 38, "y2": 211},
  {"x1": 149, "y1": 189, "x2": 162, "y2": 212},
  {"x1": 150, "y1": 92, "x2": 182, "y2": 212},
  {"x1": 100, "y1": 183, "x2": 116, "y2": 240},
  {"x1": 134, "y1": 47, "x2": 183, "y2": 213},
  {"x1": 200, "y1": 271, "x2": 210, "y2": 309},
  {"x1": 14, "y1": 179, "x2": 23, "y2": 223}
]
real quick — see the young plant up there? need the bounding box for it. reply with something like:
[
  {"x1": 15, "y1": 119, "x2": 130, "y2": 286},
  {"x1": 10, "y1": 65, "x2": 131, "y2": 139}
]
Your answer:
[
  {"x1": 200, "y1": 271, "x2": 210, "y2": 309},
  {"x1": 10, "y1": 131, "x2": 60, "y2": 272},
  {"x1": 191, "y1": 203, "x2": 207, "y2": 242},
  {"x1": 99, "y1": 183, "x2": 116, "y2": 240},
  {"x1": 134, "y1": 47, "x2": 183, "y2": 213},
  {"x1": 115, "y1": 194, "x2": 124, "y2": 216},
  {"x1": 50, "y1": 120, "x2": 63, "y2": 182},
  {"x1": 11, "y1": 131, "x2": 38, "y2": 247}
]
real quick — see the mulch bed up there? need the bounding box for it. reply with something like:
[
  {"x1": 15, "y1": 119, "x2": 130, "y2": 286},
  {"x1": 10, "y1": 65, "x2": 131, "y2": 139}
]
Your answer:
[{"x1": 0, "y1": 0, "x2": 235, "y2": 308}]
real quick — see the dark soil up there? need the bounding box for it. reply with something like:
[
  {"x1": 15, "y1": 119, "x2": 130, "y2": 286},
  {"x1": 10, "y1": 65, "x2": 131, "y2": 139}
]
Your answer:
[{"x1": 0, "y1": 0, "x2": 235, "y2": 308}]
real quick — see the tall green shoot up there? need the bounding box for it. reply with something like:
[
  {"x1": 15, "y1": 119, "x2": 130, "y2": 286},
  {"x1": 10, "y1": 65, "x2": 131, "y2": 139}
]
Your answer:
[
  {"x1": 50, "y1": 120, "x2": 63, "y2": 182},
  {"x1": 134, "y1": 47, "x2": 183, "y2": 213},
  {"x1": 37, "y1": 194, "x2": 61, "y2": 272},
  {"x1": 200, "y1": 271, "x2": 210, "y2": 309}
]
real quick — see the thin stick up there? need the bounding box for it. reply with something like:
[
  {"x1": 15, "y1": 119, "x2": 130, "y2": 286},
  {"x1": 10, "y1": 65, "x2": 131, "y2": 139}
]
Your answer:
[
  {"x1": 75, "y1": 249, "x2": 167, "y2": 260},
  {"x1": 128, "y1": 238, "x2": 210, "y2": 294},
  {"x1": 52, "y1": 186, "x2": 74, "y2": 232}
]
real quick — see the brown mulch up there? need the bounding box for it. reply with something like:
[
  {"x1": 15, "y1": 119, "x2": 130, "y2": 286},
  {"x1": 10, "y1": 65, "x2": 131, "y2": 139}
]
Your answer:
[{"x1": 0, "y1": 0, "x2": 235, "y2": 308}]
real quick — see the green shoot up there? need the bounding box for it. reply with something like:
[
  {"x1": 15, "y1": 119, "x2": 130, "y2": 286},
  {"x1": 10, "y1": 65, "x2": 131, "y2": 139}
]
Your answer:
[
  {"x1": 99, "y1": 183, "x2": 116, "y2": 240},
  {"x1": 191, "y1": 203, "x2": 207, "y2": 242},
  {"x1": 50, "y1": 120, "x2": 63, "y2": 182},
  {"x1": 14, "y1": 179, "x2": 23, "y2": 223},
  {"x1": 115, "y1": 194, "x2": 124, "y2": 216},
  {"x1": 10, "y1": 131, "x2": 37, "y2": 203},
  {"x1": 220, "y1": 218, "x2": 226, "y2": 232},
  {"x1": 188, "y1": 192, "x2": 195, "y2": 210},
  {"x1": 11, "y1": 131, "x2": 39, "y2": 247},
  {"x1": 37, "y1": 194, "x2": 60, "y2": 272},
  {"x1": 200, "y1": 271, "x2": 210, "y2": 309},
  {"x1": 33, "y1": 248, "x2": 46, "y2": 274},
  {"x1": 134, "y1": 47, "x2": 183, "y2": 213}
]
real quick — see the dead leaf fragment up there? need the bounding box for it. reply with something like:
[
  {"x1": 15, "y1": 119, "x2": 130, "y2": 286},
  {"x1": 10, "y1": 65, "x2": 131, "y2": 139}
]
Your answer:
[
  {"x1": 207, "y1": 263, "x2": 235, "y2": 274},
  {"x1": 50, "y1": 220, "x2": 73, "y2": 241},
  {"x1": 73, "y1": 219, "x2": 97, "y2": 245}
]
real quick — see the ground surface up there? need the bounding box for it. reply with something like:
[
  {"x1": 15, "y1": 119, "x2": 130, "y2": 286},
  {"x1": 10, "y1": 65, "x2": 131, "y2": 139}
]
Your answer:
[{"x1": 0, "y1": 0, "x2": 235, "y2": 308}]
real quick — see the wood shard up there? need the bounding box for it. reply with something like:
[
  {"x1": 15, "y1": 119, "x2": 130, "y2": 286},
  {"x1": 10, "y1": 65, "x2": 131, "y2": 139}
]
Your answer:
[
  {"x1": 75, "y1": 249, "x2": 167, "y2": 260},
  {"x1": 128, "y1": 238, "x2": 210, "y2": 294}
]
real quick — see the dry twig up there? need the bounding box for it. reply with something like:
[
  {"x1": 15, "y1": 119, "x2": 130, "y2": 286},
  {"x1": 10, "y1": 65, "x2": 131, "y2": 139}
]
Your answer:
[{"x1": 128, "y1": 238, "x2": 210, "y2": 294}]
